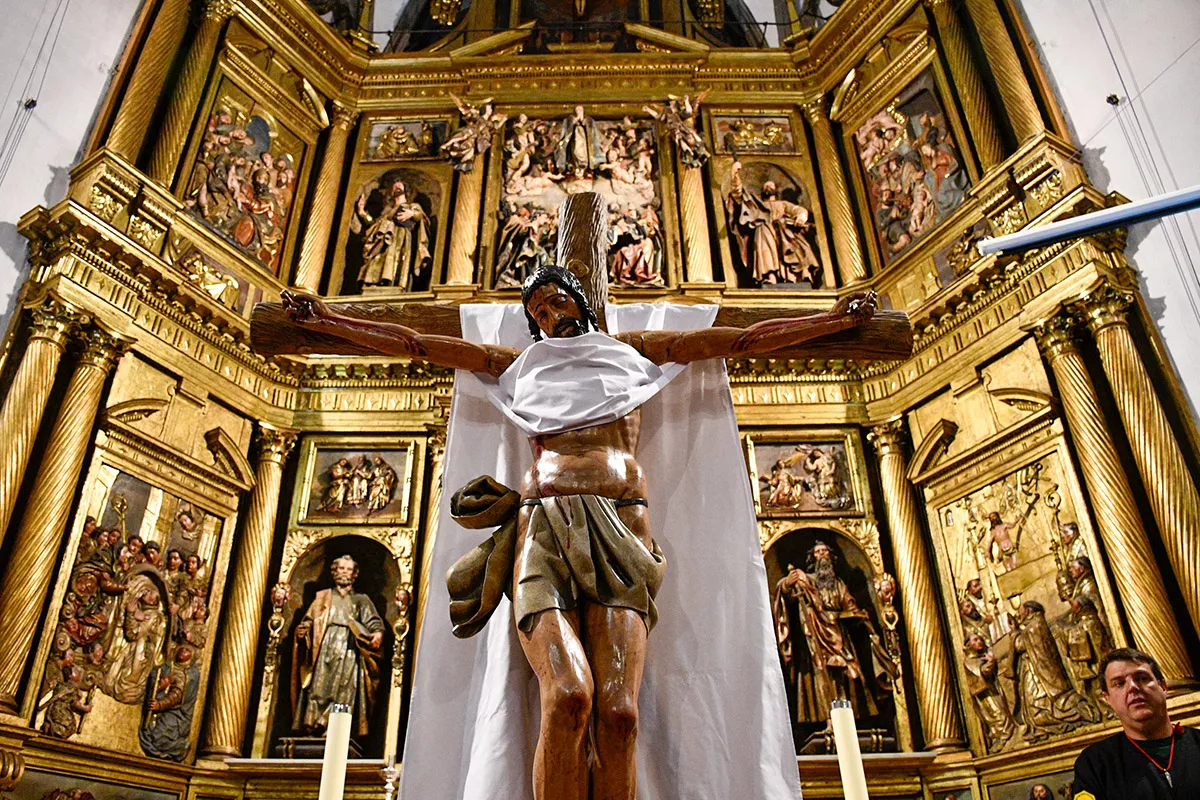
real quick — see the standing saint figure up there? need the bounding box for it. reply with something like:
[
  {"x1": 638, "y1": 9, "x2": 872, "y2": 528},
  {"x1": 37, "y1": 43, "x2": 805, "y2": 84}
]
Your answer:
[
  {"x1": 725, "y1": 161, "x2": 821, "y2": 286},
  {"x1": 1008, "y1": 600, "x2": 1098, "y2": 741},
  {"x1": 367, "y1": 456, "x2": 397, "y2": 514},
  {"x1": 276, "y1": 250, "x2": 876, "y2": 799},
  {"x1": 554, "y1": 106, "x2": 604, "y2": 177},
  {"x1": 351, "y1": 179, "x2": 432, "y2": 291},
  {"x1": 772, "y1": 540, "x2": 891, "y2": 722},
  {"x1": 291, "y1": 555, "x2": 386, "y2": 736}
]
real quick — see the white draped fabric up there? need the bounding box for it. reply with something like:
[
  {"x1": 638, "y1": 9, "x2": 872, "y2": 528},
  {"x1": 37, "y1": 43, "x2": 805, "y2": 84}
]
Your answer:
[{"x1": 398, "y1": 302, "x2": 801, "y2": 800}]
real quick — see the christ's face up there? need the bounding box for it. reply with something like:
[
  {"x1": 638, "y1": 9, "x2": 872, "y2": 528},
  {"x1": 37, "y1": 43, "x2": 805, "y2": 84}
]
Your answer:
[{"x1": 526, "y1": 284, "x2": 586, "y2": 339}]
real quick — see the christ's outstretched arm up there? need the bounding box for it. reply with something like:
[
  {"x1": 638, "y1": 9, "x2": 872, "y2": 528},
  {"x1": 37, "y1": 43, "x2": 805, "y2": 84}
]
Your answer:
[
  {"x1": 619, "y1": 291, "x2": 878, "y2": 365},
  {"x1": 281, "y1": 291, "x2": 519, "y2": 377}
]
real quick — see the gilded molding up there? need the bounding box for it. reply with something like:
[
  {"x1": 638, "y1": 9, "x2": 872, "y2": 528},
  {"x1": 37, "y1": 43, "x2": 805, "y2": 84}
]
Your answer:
[
  {"x1": 1033, "y1": 310, "x2": 1194, "y2": 682},
  {"x1": 869, "y1": 417, "x2": 966, "y2": 751},
  {"x1": 1080, "y1": 286, "x2": 1200, "y2": 640}
]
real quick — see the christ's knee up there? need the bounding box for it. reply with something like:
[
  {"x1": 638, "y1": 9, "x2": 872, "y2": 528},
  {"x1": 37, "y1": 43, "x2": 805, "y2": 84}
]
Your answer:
[
  {"x1": 543, "y1": 674, "x2": 593, "y2": 738},
  {"x1": 595, "y1": 689, "x2": 638, "y2": 745}
]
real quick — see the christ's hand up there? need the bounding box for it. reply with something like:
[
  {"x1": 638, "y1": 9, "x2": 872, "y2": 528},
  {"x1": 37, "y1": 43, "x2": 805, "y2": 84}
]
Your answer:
[
  {"x1": 831, "y1": 290, "x2": 877, "y2": 323},
  {"x1": 281, "y1": 290, "x2": 330, "y2": 326}
]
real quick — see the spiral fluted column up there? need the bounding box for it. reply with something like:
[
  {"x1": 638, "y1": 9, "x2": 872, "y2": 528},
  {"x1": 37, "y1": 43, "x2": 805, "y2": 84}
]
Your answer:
[
  {"x1": 963, "y1": 0, "x2": 1043, "y2": 144},
  {"x1": 0, "y1": 299, "x2": 81, "y2": 554},
  {"x1": 201, "y1": 423, "x2": 297, "y2": 757},
  {"x1": 413, "y1": 426, "x2": 446, "y2": 661},
  {"x1": 293, "y1": 104, "x2": 359, "y2": 291},
  {"x1": 0, "y1": 326, "x2": 131, "y2": 713},
  {"x1": 445, "y1": 165, "x2": 485, "y2": 285},
  {"x1": 925, "y1": 0, "x2": 1004, "y2": 170},
  {"x1": 1035, "y1": 316, "x2": 1193, "y2": 682},
  {"x1": 105, "y1": 0, "x2": 194, "y2": 163},
  {"x1": 1082, "y1": 287, "x2": 1200, "y2": 639},
  {"x1": 868, "y1": 420, "x2": 965, "y2": 751},
  {"x1": 802, "y1": 98, "x2": 866, "y2": 284},
  {"x1": 678, "y1": 163, "x2": 714, "y2": 284},
  {"x1": 147, "y1": 0, "x2": 236, "y2": 186}
]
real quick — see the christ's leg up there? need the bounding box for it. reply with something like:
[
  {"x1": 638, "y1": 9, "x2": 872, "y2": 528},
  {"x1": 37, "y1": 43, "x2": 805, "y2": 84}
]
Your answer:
[
  {"x1": 584, "y1": 604, "x2": 647, "y2": 800},
  {"x1": 517, "y1": 607, "x2": 593, "y2": 800}
]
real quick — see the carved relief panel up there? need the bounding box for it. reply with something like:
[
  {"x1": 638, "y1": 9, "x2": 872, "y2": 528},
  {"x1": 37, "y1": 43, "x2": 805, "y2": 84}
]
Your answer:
[
  {"x1": 704, "y1": 110, "x2": 829, "y2": 290},
  {"x1": 253, "y1": 434, "x2": 427, "y2": 760},
  {"x1": 744, "y1": 429, "x2": 867, "y2": 518}
]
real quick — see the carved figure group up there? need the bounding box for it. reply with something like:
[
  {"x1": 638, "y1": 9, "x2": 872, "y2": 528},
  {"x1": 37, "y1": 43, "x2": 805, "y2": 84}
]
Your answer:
[
  {"x1": 440, "y1": 94, "x2": 508, "y2": 172},
  {"x1": 494, "y1": 204, "x2": 557, "y2": 288},
  {"x1": 772, "y1": 541, "x2": 896, "y2": 724},
  {"x1": 291, "y1": 555, "x2": 386, "y2": 737},
  {"x1": 350, "y1": 177, "x2": 433, "y2": 291},
  {"x1": 608, "y1": 204, "x2": 664, "y2": 286},
  {"x1": 374, "y1": 122, "x2": 435, "y2": 159},
  {"x1": 760, "y1": 444, "x2": 851, "y2": 511},
  {"x1": 320, "y1": 454, "x2": 398, "y2": 516},
  {"x1": 184, "y1": 108, "x2": 296, "y2": 271},
  {"x1": 644, "y1": 92, "x2": 709, "y2": 168},
  {"x1": 40, "y1": 505, "x2": 213, "y2": 761},
  {"x1": 725, "y1": 161, "x2": 822, "y2": 287}
]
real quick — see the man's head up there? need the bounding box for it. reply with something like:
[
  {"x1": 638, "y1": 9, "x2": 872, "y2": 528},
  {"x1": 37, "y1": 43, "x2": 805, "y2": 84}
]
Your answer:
[
  {"x1": 521, "y1": 266, "x2": 600, "y2": 341},
  {"x1": 1068, "y1": 556, "x2": 1092, "y2": 581},
  {"x1": 805, "y1": 541, "x2": 836, "y2": 588},
  {"x1": 127, "y1": 536, "x2": 144, "y2": 554},
  {"x1": 966, "y1": 578, "x2": 982, "y2": 598},
  {"x1": 1060, "y1": 521, "x2": 1079, "y2": 544},
  {"x1": 144, "y1": 541, "x2": 162, "y2": 565},
  {"x1": 1070, "y1": 596, "x2": 1097, "y2": 618},
  {"x1": 82, "y1": 516, "x2": 96, "y2": 536},
  {"x1": 176, "y1": 645, "x2": 194, "y2": 665},
  {"x1": 186, "y1": 554, "x2": 201, "y2": 575},
  {"x1": 331, "y1": 555, "x2": 358, "y2": 587},
  {"x1": 959, "y1": 597, "x2": 979, "y2": 619},
  {"x1": 167, "y1": 549, "x2": 183, "y2": 572},
  {"x1": 1028, "y1": 785, "x2": 1051, "y2": 800},
  {"x1": 1100, "y1": 647, "x2": 1171, "y2": 737},
  {"x1": 965, "y1": 633, "x2": 986, "y2": 654},
  {"x1": 988, "y1": 511, "x2": 1002, "y2": 527},
  {"x1": 1019, "y1": 600, "x2": 1044, "y2": 621}
]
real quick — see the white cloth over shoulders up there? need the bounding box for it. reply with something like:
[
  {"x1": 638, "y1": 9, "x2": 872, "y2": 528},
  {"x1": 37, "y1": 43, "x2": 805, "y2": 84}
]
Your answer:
[{"x1": 398, "y1": 302, "x2": 802, "y2": 800}]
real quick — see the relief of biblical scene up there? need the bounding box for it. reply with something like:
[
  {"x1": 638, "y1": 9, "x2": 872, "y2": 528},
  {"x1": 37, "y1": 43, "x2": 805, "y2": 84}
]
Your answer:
[
  {"x1": 495, "y1": 108, "x2": 664, "y2": 288},
  {"x1": 722, "y1": 160, "x2": 824, "y2": 289},
  {"x1": 182, "y1": 82, "x2": 307, "y2": 274},
  {"x1": 345, "y1": 168, "x2": 439, "y2": 294},
  {"x1": 301, "y1": 446, "x2": 413, "y2": 525},
  {"x1": 35, "y1": 467, "x2": 223, "y2": 763},
  {"x1": 936, "y1": 452, "x2": 1114, "y2": 754},
  {"x1": 765, "y1": 529, "x2": 900, "y2": 753},
  {"x1": 712, "y1": 116, "x2": 795, "y2": 154},
  {"x1": 4, "y1": 767, "x2": 178, "y2": 800},
  {"x1": 170, "y1": 246, "x2": 250, "y2": 314},
  {"x1": 747, "y1": 435, "x2": 859, "y2": 516},
  {"x1": 271, "y1": 536, "x2": 402, "y2": 758},
  {"x1": 853, "y1": 70, "x2": 970, "y2": 264},
  {"x1": 987, "y1": 770, "x2": 1073, "y2": 800},
  {"x1": 365, "y1": 120, "x2": 448, "y2": 160}
]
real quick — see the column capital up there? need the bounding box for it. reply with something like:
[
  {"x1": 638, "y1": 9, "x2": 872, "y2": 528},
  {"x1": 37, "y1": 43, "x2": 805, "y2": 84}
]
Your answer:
[
  {"x1": 867, "y1": 418, "x2": 908, "y2": 457},
  {"x1": 75, "y1": 326, "x2": 135, "y2": 372},
  {"x1": 26, "y1": 298, "x2": 84, "y2": 349},
  {"x1": 1080, "y1": 284, "x2": 1134, "y2": 334},
  {"x1": 799, "y1": 96, "x2": 829, "y2": 121},
  {"x1": 924, "y1": 0, "x2": 960, "y2": 10},
  {"x1": 202, "y1": 0, "x2": 238, "y2": 22},
  {"x1": 255, "y1": 423, "x2": 298, "y2": 464},
  {"x1": 1033, "y1": 312, "x2": 1081, "y2": 361},
  {"x1": 330, "y1": 102, "x2": 360, "y2": 132}
]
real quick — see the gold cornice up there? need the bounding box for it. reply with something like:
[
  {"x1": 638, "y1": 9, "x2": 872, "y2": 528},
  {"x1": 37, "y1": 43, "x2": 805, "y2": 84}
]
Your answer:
[{"x1": 831, "y1": 32, "x2": 934, "y2": 124}]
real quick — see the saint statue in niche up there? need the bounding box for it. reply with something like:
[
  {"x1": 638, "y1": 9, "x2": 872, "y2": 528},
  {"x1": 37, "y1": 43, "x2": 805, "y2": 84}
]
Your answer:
[
  {"x1": 291, "y1": 555, "x2": 386, "y2": 737},
  {"x1": 350, "y1": 175, "x2": 433, "y2": 291},
  {"x1": 725, "y1": 161, "x2": 822, "y2": 288}
]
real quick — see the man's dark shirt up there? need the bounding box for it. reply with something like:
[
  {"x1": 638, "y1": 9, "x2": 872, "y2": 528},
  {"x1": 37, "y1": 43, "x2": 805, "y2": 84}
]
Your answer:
[{"x1": 1073, "y1": 726, "x2": 1200, "y2": 799}]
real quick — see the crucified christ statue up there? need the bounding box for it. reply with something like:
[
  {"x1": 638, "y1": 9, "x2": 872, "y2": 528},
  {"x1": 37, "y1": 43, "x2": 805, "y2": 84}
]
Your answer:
[{"x1": 278, "y1": 266, "x2": 875, "y2": 800}]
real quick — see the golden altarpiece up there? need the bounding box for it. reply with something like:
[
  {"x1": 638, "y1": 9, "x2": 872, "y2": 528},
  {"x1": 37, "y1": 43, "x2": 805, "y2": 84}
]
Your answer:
[{"x1": 0, "y1": 0, "x2": 1198, "y2": 797}]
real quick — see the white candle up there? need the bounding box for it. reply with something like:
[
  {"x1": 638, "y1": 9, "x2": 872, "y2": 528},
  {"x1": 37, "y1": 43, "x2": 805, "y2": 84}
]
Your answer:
[
  {"x1": 318, "y1": 704, "x2": 353, "y2": 800},
  {"x1": 383, "y1": 688, "x2": 402, "y2": 760},
  {"x1": 830, "y1": 699, "x2": 870, "y2": 800}
]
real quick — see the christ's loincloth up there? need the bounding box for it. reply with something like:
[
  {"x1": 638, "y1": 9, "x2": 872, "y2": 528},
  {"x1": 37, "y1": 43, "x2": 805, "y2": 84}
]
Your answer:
[{"x1": 515, "y1": 495, "x2": 665, "y2": 632}]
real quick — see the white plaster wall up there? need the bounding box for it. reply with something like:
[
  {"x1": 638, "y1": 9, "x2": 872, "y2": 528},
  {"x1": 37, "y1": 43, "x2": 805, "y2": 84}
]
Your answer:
[
  {"x1": 1013, "y1": 0, "x2": 1200, "y2": 418},
  {"x1": 0, "y1": 0, "x2": 143, "y2": 335}
]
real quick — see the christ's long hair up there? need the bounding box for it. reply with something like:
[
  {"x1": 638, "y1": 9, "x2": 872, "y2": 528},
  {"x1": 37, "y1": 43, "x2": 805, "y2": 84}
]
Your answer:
[{"x1": 521, "y1": 265, "x2": 600, "y2": 341}]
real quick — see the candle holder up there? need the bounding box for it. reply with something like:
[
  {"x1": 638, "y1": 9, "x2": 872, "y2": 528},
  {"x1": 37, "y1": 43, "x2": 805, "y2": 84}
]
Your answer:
[{"x1": 381, "y1": 754, "x2": 400, "y2": 800}]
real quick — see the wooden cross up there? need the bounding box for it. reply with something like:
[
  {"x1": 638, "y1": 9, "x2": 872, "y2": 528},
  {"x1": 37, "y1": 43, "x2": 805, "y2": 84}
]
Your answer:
[{"x1": 251, "y1": 193, "x2": 913, "y2": 362}]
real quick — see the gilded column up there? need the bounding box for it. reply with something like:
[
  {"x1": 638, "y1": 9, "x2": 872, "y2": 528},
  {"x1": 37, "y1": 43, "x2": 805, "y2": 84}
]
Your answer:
[
  {"x1": 106, "y1": 0, "x2": 194, "y2": 163},
  {"x1": 444, "y1": 166, "x2": 484, "y2": 285},
  {"x1": 202, "y1": 423, "x2": 297, "y2": 757},
  {"x1": 963, "y1": 0, "x2": 1043, "y2": 143},
  {"x1": 293, "y1": 103, "x2": 359, "y2": 291},
  {"x1": 0, "y1": 299, "x2": 80, "y2": 553},
  {"x1": 0, "y1": 326, "x2": 132, "y2": 713},
  {"x1": 868, "y1": 420, "x2": 965, "y2": 751},
  {"x1": 801, "y1": 98, "x2": 866, "y2": 284},
  {"x1": 678, "y1": 165, "x2": 714, "y2": 284},
  {"x1": 1082, "y1": 287, "x2": 1200, "y2": 638},
  {"x1": 925, "y1": 0, "x2": 1005, "y2": 170},
  {"x1": 1034, "y1": 315, "x2": 1193, "y2": 682},
  {"x1": 147, "y1": 0, "x2": 236, "y2": 187},
  {"x1": 413, "y1": 424, "x2": 447, "y2": 660}
]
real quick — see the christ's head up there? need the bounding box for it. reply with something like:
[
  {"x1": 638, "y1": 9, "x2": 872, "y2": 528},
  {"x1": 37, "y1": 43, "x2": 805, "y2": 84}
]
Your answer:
[{"x1": 522, "y1": 266, "x2": 600, "y2": 341}]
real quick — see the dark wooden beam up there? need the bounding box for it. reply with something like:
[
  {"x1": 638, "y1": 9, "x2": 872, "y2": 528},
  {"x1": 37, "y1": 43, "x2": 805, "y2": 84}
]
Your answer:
[{"x1": 250, "y1": 301, "x2": 914, "y2": 362}]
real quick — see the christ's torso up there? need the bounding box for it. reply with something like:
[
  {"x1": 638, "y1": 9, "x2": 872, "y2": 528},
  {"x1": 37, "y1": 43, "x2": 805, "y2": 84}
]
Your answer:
[{"x1": 521, "y1": 408, "x2": 646, "y2": 501}]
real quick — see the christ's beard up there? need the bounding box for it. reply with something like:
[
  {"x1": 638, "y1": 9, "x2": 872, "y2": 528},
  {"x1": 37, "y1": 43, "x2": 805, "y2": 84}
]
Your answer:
[{"x1": 553, "y1": 318, "x2": 585, "y2": 337}]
